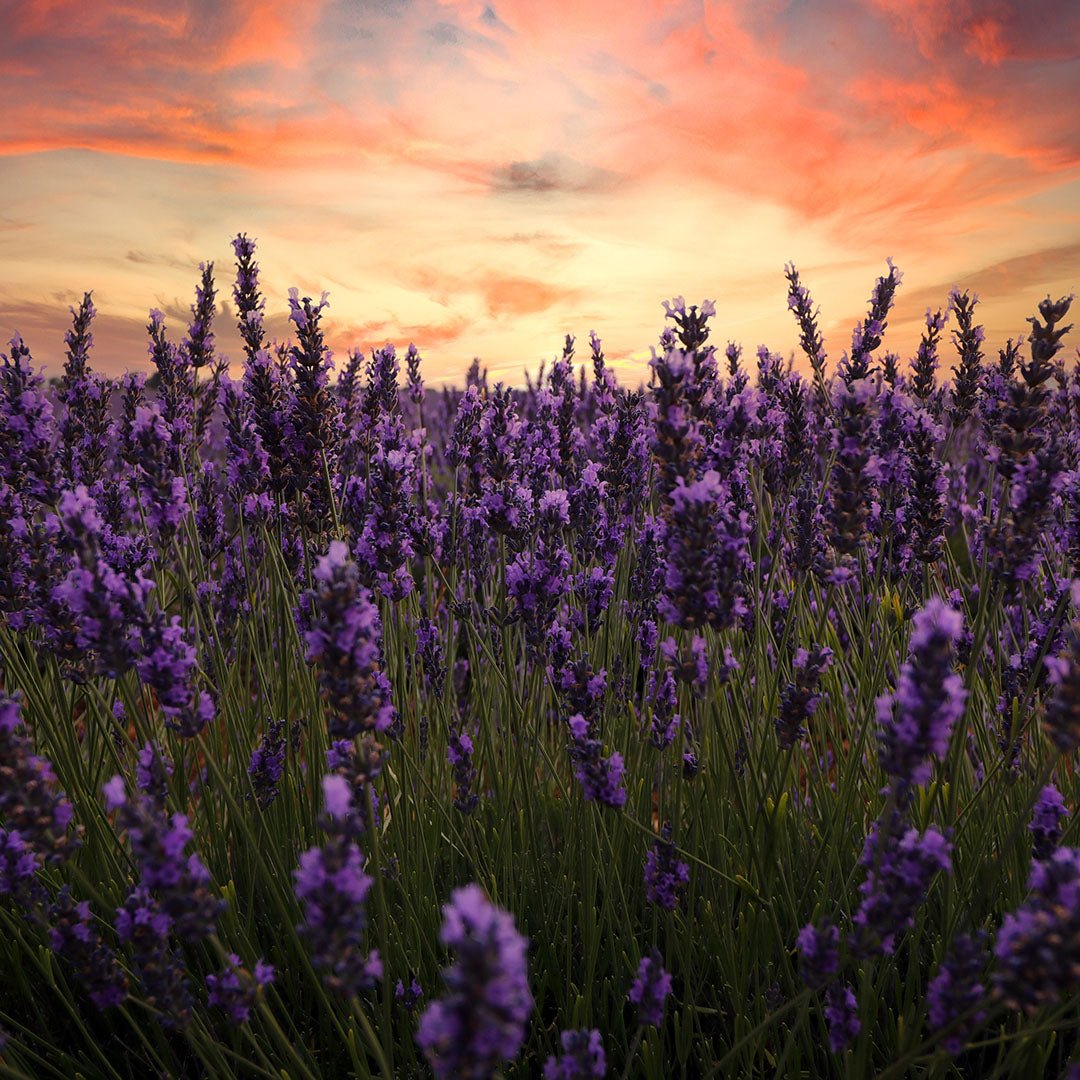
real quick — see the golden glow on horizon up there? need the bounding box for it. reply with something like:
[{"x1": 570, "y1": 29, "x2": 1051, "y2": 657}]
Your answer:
[{"x1": 1, "y1": 0, "x2": 1078, "y2": 384}]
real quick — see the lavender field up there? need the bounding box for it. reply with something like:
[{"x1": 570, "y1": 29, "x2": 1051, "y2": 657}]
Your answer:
[{"x1": 1, "y1": 236, "x2": 1078, "y2": 1078}]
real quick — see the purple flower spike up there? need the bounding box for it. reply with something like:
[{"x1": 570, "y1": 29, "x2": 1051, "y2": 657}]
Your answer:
[
  {"x1": 207, "y1": 953, "x2": 275, "y2": 1025},
  {"x1": 135, "y1": 741, "x2": 173, "y2": 805},
  {"x1": 644, "y1": 828, "x2": 689, "y2": 910},
  {"x1": 247, "y1": 720, "x2": 287, "y2": 810},
  {"x1": 659, "y1": 470, "x2": 750, "y2": 632},
  {"x1": 544, "y1": 1028, "x2": 606, "y2": 1079},
  {"x1": 417, "y1": 884, "x2": 532, "y2": 1080},
  {"x1": 0, "y1": 693, "x2": 78, "y2": 880},
  {"x1": 294, "y1": 838, "x2": 380, "y2": 996},
  {"x1": 797, "y1": 921, "x2": 840, "y2": 991},
  {"x1": 628, "y1": 948, "x2": 672, "y2": 1027},
  {"x1": 300, "y1": 541, "x2": 396, "y2": 739},
  {"x1": 776, "y1": 645, "x2": 833, "y2": 749},
  {"x1": 927, "y1": 931, "x2": 987, "y2": 1055},
  {"x1": 994, "y1": 847, "x2": 1080, "y2": 1014},
  {"x1": 1044, "y1": 592, "x2": 1080, "y2": 753},
  {"x1": 1030, "y1": 784, "x2": 1069, "y2": 861},
  {"x1": 877, "y1": 598, "x2": 966, "y2": 794},
  {"x1": 825, "y1": 983, "x2": 860, "y2": 1052},
  {"x1": 109, "y1": 778, "x2": 223, "y2": 940},
  {"x1": 115, "y1": 886, "x2": 192, "y2": 1028},
  {"x1": 566, "y1": 715, "x2": 627, "y2": 809},
  {"x1": 48, "y1": 886, "x2": 128, "y2": 1010},
  {"x1": 854, "y1": 824, "x2": 952, "y2": 956}
]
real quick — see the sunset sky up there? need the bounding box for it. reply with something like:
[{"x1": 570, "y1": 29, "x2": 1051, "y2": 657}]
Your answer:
[{"x1": 2, "y1": 0, "x2": 1078, "y2": 386}]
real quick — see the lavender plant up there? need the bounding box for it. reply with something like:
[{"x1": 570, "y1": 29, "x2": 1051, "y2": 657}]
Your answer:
[{"x1": 0, "y1": 239, "x2": 1077, "y2": 1078}]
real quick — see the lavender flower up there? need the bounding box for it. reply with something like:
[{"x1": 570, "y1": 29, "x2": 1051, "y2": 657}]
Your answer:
[
  {"x1": 643, "y1": 828, "x2": 689, "y2": 910},
  {"x1": 650, "y1": 347, "x2": 705, "y2": 497},
  {"x1": 663, "y1": 296, "x2": 716, "y2": 352},
  {"x1": 784, "y1": 263, "x2": 827, "y2": 382},
  {"x1": 105, "y1": 778, "x2": 223, "y2": 940},
  {"x1": 232, "y1": 233, "x2": 266, "y2": 355},
  {"x1": 448, "y1": 724, "x2": 479, "y2": 814},
  {"x1": 628, "y1": 949, "x2": 672, "y2": 1027},
  {"x1": 241, "y1": 328, "x2": 289, "y2": 497},
  {"x1": 567, "y1": 715, "x2": 627, "y2": 809},
  {"x1": 294, "y1": 831, "x2": 380, "y2": 995},
  {"x1": 1030, "y1": 784, "x2": 1069, "y2": 861},
  {"x1": 506, "y1": 491, "x2": 572, "y2": 659},
  {"x1": 544, "y1": 1029, "x2": 606, "y2": 1079},
  {"x1": 910, "y1": 308, "x2": 947, "y2": 406},
  {"x1": 776, "y1": 645, "x2": 833, "y2": 749},
  {"x1": 0, "y1": 829, "x2": 40, "y2": 899},
  {"x1": 926, "y1": 931, "x2": 987, "y2": 1055},
  {"x1": 127, "y1": 404, "x2": 189, "y2": 538},
  {"x1": 948, "y1": 289, "x2": 984, "y2": 425},
  {"x1": 1028, "y1": 293, "x2": 1074, "y2": 372},
  {"x1": 285, "y1": 288, "x2": 340, "y2": 522},
  {"x1": 0, "y1": 334, "x2": 57, "y2": 505},
  {"x1": 1044, "y1": 589, "x2": 1080, "y2": 753},
  {"x1": 645, "y1": 666, "x2": 680, "y2": 750},
  {"x1": 115, "y1": 886, "x2": 192, "y2": 1028},
  {"x1": 346, "y1": 345, "x2": 421, "y2": 599},
  {"x1": 0, "y1": 693, "x2": 77, "y2": 871},
  {"x1": 838, "y1": 259, "x2": 902, "y2": 386},
  {"x1": 876, "y1": 598, "x2": 966, "y2": 793},
  {"x1": 599, "y1": 389, "x2": 651, "y2": 531},
  {"x1": 58, "y1": 293, "x2": 111, "y2": 487},
  {"x1": 853, "y1": 823, "x2": 952, "y2": 956},
  {"x1": 993, "y1": 847, "x2": 1080, "y2": 1014},
  {"x1": 796, "y1": 921, "x2": 840, "y2": 991},
  {"x1": 135, "y1": 614, "x2": 215, "y2": 738},
  {"x1": 145, "y1": 310, "x2": 193, "y2": 459},
  {"x1": 416, "y1": 884, "x2": 532, "y2": 1079},
  {"x1": 903, "y1": 410, "x2": 948, "y2": 566},
  {"x1": 48, "y1": 886, "x2": 128, "y2": 1010},
  {"x1": 395, "y1": 975, "x2": 424, "y2": 1012},
  {"x1": 659, "y1": 470, "x2": 750, "y2": 631},
  {"x1": 825, "y1": 379, "x2": 880, "y2": 579},
  {"x1": 825, "y1": 983, "x2": 860, "y2": 1052},
  {"x1": 301, "y1": 541, "x2": 396, "y2": 738},
  {"x1": 248, "y1": 720, "x2": 287, "y2": 810},
  {"x1": 135, "y1": 741, "x2": 173, "y2": 805},
  {"x1": 415, "y1": 616, "x2": 446, "y2": 697},
  {"x1": 206, "y1": 954, "x2": 275, "y2": 1025}
]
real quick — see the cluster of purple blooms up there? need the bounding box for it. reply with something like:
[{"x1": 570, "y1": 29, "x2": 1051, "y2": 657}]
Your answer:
[
  {"x1": 643, "y1": 826, "x2": 690, "y2": 910},
  {"x1": 293, "y1": 776, "x2": 382, "y2": 996},
  {"x1": 300, "y1": 541, "x2": 397, "y2": 739},
  {"x1": 544, "y1": 1028, "x2": 607, "y2": 1079},
  {"x1": 628, "y1": 949, "x2": 673, "y2": 1027},
  {"x1": 416, "y1": 884, "x2": 533, "y2": 1079},
  {"x1": 206, "y1": 954, "x2": 276, "y2": 1025},
  {"x1": 877, "y1": 598, "x2": 967, "y2": 797}
]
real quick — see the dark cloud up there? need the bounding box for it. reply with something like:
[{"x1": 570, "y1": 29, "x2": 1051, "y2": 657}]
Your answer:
[
  {"x1": 490, "y1": 152, "x2": 619, "y2": 195},
  {"x1": 892, "y1": 243, "x2": 1080, "y2": 325},
  {"x1": 480, "y1": 5, "x2": 512, "y2": 33},
  {"x1": 426, "y1": 22, "x2": 460, "y2": 46}
]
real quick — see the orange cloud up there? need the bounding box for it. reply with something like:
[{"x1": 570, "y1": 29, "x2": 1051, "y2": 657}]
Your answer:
[{"x1": 480, "y1": 275, "x2": 580, "y2": 318}]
